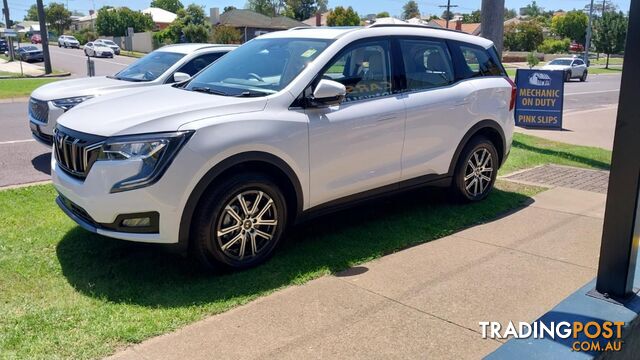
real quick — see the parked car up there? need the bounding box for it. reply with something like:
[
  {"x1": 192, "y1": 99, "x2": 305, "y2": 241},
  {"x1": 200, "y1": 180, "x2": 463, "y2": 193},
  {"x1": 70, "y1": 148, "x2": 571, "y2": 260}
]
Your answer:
[
  {"x1": 17, "y1": 45, "x2": 44, "y2": 62},
  {"x1": 84, "y1": 42, "x2": 114, "y2": 58},
  {"x1": 569, "y1": 41, "x2": 584, "y2": 52},
  {"x1": 0, "y1": 39, "x2": 7, "y2": 53},
  {"x1": 58, "y1": 35, "x2": 80, "y2": 48},
  {"x1": 94, "y1": 39, "x2": 121, "y2": 55},
  {"x1": 30, "y1": 34, "x2": 42, "y2": 44},
  {"x1": 29, "y1": 44, "x2": 236, "y2": 145},
  {"x1": 50, "y1": 25, "x2": 515, "y2": 271},
  {"x1": 542, "y1": 57, "x2": 588, "y2": 82}
]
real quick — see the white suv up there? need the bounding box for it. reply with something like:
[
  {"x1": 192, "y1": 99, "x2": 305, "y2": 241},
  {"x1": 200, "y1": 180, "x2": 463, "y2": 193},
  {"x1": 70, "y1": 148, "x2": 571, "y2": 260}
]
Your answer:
[
  {"x1": 29, "y1": 44, "x2": 236, "y2": 145},
  {"x1": 52, "y1": 25, "x2": 515, "y2": 270}
]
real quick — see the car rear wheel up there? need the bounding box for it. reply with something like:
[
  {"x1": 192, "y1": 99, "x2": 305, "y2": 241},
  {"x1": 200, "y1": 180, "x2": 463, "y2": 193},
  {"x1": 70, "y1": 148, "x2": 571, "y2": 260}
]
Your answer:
[
  {"x1": 580, "y1": 71, "x2": 588, "y2": 82},
  {"x1": 451, "y1": 136, "x2": 499, "y2": 202},
  {"x1": 191, "y1": 172, "x2": 287, "y2": 271}
]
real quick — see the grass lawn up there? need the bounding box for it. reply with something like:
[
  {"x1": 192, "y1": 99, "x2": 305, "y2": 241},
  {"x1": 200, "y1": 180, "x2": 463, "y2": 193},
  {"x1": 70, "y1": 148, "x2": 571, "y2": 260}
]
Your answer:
[
  {"x1": 0, "y1": 133, "x2": 611, "y2": 359},
  {"x1": 0, "y1": 78, "x2": 60, "y2": 99},
  {"x1": 591, "y1": 57, "x2": 624, "y2": 65},
  {"x1": 505, "y1": 67, "x2": 622, "y2": 78},
  {"x1": 120, "y1": 50, "x2": 147, "y2": 58}
]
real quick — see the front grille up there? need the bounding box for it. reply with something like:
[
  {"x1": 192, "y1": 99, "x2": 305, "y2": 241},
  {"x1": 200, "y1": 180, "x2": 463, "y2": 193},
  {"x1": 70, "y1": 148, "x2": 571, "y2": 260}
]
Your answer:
[
  {"x1": 54, "y1": 126, "x2": 105, "y2": 179},
  {"x1": 29, "y1": 97, "x2": 49, "y2": 123}
]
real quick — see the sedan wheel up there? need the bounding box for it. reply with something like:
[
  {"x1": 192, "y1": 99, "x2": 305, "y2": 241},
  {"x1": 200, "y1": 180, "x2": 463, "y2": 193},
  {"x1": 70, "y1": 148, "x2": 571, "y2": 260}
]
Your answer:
[{"x1": 580, "y1": 71, "x2": 588, "y2": 82}]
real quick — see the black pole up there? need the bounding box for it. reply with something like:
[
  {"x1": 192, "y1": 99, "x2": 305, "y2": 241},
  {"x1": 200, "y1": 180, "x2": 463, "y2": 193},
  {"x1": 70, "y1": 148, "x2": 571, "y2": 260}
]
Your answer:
[
  {"x1": 2, "y1": 0, "x2": 14, "y2": 61},
  {"x1": 595, "y1": 1, "x2": 640, "y2": 299},
  {"x1": 36, "y1": 0, "x2": 52, "y2": 74}
]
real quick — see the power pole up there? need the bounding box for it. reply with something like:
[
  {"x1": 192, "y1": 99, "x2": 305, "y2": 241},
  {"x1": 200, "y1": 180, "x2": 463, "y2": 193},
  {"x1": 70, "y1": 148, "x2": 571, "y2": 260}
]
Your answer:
[
  {"x1": 585, "y1": 0, "x2": 595, "y2": 65},
  {"x1": 480, "y1": 0, "x2": 505, "y2": 54},
  {"x1": 439, "y1": 0, "x2": 458, "y2": 29},
  {"x1": 2, "y1": 0, "x2": 15, "y2": 61},
  {"x1": 36, "y1": 0, "x2": 52, "y2": 74}
]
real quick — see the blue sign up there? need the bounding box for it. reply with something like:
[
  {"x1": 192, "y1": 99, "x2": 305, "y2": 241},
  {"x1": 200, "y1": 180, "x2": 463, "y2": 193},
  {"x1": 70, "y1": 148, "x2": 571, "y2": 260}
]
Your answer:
[{"x1": 514, "y1": 69, "x2": 564, "y2": 129}]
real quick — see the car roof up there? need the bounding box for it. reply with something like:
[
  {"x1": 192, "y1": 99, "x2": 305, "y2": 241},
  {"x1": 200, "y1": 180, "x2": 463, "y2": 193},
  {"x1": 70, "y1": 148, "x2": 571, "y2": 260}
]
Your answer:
[
  {"x1": 259, "y1": 24, "x2": 494, "y2": 48},
  {"x1": 158, "y1": 43, "x2": 239, "y2": 54},
  {"x1": 551, "y1": 57, "x2": 578, "y2": 61}
]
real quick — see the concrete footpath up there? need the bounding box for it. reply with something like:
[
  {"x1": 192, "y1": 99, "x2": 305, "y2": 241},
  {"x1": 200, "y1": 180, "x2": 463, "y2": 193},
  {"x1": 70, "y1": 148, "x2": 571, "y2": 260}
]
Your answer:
[{"x1": 109, "y1": 183, "x2": 606, "y2": 360}]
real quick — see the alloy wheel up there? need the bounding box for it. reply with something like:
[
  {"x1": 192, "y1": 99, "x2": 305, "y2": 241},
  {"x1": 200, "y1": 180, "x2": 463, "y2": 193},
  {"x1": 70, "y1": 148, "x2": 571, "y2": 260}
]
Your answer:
[
  {"x1": 464, "y1": 148, "x2": 494, "y2": 197},
  {"x1": 215, "y1": 190, "x2": 279, "y2": 261}
]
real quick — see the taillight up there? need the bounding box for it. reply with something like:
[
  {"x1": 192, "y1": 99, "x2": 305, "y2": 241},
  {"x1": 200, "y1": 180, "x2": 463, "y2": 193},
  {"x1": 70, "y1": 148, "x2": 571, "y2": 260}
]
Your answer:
[{"x1": 505, "y1": 76, "x2": 516, "y2": 111}]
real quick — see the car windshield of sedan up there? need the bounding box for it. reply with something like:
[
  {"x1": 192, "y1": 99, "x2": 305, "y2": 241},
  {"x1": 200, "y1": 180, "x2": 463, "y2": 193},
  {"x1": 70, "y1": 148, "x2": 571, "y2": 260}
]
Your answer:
[
  {"x1": 112, "y1": 51, "x2": 185, "y2": 82},
  {"x1": 186, "y1": 38, "x2": 332, "y2": 97},
  {"x1": 21, "y1": 46, "x2": 38, "y2": 51},
  {"x1": 100, "y1": 40, "x2": 116, "y2": 46},
  {"x1": 548, "y1": 59, "x2": 573, "y2": 66}
]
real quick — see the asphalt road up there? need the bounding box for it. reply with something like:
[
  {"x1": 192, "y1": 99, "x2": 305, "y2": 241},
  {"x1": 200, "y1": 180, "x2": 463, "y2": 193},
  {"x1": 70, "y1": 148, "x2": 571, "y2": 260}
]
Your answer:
[
  {"x1": 29, "y1": 44, "x2": 138, "y2": 77},
  {"x1": 0, "y1": 73, "x2": 622, "y2": 188}
]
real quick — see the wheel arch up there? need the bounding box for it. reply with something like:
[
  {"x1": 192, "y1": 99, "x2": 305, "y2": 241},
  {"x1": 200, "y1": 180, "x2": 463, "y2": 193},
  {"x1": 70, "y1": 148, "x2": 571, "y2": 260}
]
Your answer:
[
  {"x1": 447, "y1": 119, "x2": 507, "y2": 176},
  {"x1": 178, "y1": 151, "x2": 304, "y2": 252}
]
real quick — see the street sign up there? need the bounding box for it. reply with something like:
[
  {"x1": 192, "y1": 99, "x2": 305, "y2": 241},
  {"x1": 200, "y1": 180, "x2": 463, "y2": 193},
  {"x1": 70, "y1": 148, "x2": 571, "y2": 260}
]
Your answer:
[
  {"x1": 3, "y1": 29, "x2": 17, "y2": 38},
  {"x1": 514, "y1": 69, "x2": 565, "y2": 129}
]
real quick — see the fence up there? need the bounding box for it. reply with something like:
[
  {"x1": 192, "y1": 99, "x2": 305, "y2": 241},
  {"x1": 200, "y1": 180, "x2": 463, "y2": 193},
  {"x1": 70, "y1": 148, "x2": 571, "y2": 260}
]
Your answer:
[{"x1": 104, "y1": 31, "x2": 154, "y2": 53}]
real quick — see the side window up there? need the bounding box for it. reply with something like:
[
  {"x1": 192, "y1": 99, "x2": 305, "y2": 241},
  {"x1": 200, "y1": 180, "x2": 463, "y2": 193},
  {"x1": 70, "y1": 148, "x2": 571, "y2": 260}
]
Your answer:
[
  {"x1": 399, "y1": 39, "x2": 453, "y2": 91},
  {"x1": 177, "y1": 53, "x2": 225, "y2": 76},
  {"x1": 86, "y1": 42, "x2": 93, "y2": 47},
  {"x1": 320, "y1": 40, "x2": 392, "y2": 102},
  {"x1": 453, "y1": 43, "x2": 504, "y2": 79},
  {"x1": 574, "y1": 59, "x2": 584, "y2": 66}
]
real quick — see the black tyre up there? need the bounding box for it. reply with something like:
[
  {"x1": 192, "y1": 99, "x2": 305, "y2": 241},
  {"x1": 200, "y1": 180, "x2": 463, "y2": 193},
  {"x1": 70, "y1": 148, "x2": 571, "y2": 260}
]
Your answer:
[
  {"x1": 565, "y1": 71, "x2": 571, "y2": 82},
  {"x1": 191, "y1": 172, "x2": 288, "y2": 271},
  {"x1": 451, "y1": 136, "x2": 499, "y2": 202},
  {"x1": 580, "y1": 71, "x2": 588, "y2": 82}
]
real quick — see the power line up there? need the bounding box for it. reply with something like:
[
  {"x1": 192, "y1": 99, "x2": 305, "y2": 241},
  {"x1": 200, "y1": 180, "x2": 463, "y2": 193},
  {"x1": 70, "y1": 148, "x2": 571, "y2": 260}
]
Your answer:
[{"x1": 438, "y1": 0, "x2": 458, "y2": 29}]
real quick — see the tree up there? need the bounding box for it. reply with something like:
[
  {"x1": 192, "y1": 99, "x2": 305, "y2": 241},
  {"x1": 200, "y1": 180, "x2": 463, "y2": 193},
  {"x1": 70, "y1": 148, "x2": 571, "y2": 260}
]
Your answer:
[
  {"x1": 247, "y1": 0, "x2": 279, "y2": 17},
  {"x1": 223, "y1": 6, "x2": 237, "y2": 13},
  {"x1": 593, "y1": 11, "x2": 627, "y2": 68},
  {"x1": 154, "y1": 4, "x2": 211, "y2": 43},
  {"x1": 326, "y1": 6, "x2": 360, "y2": 26},
  {"x1": 551, "y1": 10, "x2": 588, "y2": 44},
  {"x1": 462, "y1": 10, "x2": 481, "y2": 23},
  {"x1": 212, "y1": 24, "x2": 242, "y2": 44},
  {"x1": 25, "y1": 4, "x2": 39, "y2": 21},
  {"x1": 504, "y1": 21, "x2": 544, "y2": 51},
  {"x1": 317, "y1": 0, "x2": 328, "y2": 13},
  {"x1": 46, "y1": 3, "x2": 72, "y2": 36},
  {"x1": 584, "y1": 1, "x2": 618, "y2": 15},
  {"x1": 527, "y1": 52, "x2": 540, "y2": 68},
  {"x1": 376, "y1": 11, "x2": 390, "y2": 18},
  {"x1": 96, "y1": 6, "x2": 154, "y2": 36},
  {"x1": 504, "y1": 8, "x2": 517, "y2": 20},
  {"x1": 150, "y1": 0, "x2": 184, "y2": 14},
  {"x1": 521, "y1": 1, "x2": 542, "y2": 17},
  {"x1": 441, "y1": 10, "x2": 453, "y2": 21},
  {"x1": 402, "y1": 1, "x2": 420, "y2": 20},
  {"x1": 284, "y1": 0, "x2": 317, "y2": 21}
]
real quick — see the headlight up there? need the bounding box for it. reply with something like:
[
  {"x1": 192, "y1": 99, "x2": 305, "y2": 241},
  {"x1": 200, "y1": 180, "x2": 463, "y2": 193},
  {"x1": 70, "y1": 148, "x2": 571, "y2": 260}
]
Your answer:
[
  {"x1": 97, "y1": 131, "x2": 193, "y2": 193},
  {"x1": 52, "y1": 96, "x2": 94, "y2": 111}
]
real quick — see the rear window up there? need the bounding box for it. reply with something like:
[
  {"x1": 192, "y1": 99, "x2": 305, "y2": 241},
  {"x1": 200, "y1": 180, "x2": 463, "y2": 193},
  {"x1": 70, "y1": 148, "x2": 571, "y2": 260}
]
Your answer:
[{"x1": 450, "y1": 42, "x2": 505, "y2": 80}]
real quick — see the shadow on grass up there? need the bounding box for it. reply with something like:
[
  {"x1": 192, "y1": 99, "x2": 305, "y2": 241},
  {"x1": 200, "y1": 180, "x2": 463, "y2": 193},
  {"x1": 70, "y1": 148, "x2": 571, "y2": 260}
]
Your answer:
[
  {"x1": 513, "y1": 140, "x2": 610, "y2": 170},
  {"x1": 57, "y1": 186, "x2": 533, "y2": 308}
]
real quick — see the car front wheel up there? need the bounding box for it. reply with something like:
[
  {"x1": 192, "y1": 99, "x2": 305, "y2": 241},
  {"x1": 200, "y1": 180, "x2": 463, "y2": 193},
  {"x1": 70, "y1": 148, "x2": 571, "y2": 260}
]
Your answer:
[
  {"x1": 452, "y1": 136, "x2": 499, "y2": 202},
  {"x1": 191, "y1": 172, "x2": 287, "y2": 271},
  {"x1": 580, "y1": 71, "x2": 588, "y2": 82},
  {"x1": 565, "y1": 71, "x2": 571, "y2": 82}
]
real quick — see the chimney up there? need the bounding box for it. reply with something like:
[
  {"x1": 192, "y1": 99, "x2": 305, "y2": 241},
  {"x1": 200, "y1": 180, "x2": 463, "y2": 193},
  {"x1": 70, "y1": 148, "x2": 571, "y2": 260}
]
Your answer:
[
  {"x1": 210, "y1": 7, "x2": 220, "y2": 25},
  {"x1": 315, "y1": 12, "x2": 322, "y2": 26},
  {"x1": 455, "y1": 19, "x2": 462, "y2": 31}
]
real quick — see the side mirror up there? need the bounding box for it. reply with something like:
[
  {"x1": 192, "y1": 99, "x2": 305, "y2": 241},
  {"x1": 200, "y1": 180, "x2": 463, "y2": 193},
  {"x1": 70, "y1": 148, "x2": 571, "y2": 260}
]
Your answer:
[
  {"x1": 173, "y1": 72, "x2": 191, "y2": 83},
  {"x1": 309, "y1": 79, "x2": 346, "y2": 107}
]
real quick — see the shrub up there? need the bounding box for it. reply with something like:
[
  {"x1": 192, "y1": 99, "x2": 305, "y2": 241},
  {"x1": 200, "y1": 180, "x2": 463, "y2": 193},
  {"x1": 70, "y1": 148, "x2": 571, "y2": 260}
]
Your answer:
[
  {"x1": 527, "y1": 52, "x2": 540, "y2": 68},
  {"x1": 211, "y1": 25, "x2": 242, "y2": 44},
  {"x1": 537, "y1": 38, "x2": 570, "y2": 54},
  {"x1": 70, "y1": 28, "x2": 97, "y2": 44}
]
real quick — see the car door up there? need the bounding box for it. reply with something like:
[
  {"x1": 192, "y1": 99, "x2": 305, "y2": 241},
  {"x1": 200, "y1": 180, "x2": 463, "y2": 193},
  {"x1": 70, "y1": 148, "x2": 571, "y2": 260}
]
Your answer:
[
  {"x1": 572, "y1": 59, "x2": 586, "y2": 77},
  {"x1": 399, "y1": 37, "x2": 476, "y2": 179},
  {"x1": 306, "y1": 38, "x2": 406, "y2": 207}
]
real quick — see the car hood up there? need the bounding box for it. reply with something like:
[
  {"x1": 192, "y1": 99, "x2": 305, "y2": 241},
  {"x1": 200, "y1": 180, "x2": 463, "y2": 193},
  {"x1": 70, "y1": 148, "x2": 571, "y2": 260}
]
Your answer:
[
  {"x1": 30, "y1": 76, "x2": 152, "y2": 101},
  {"x1": 542, "y1": 65, "x2": 570, "y2": 71},
  {"x1": 57, "y1": 85, "x2": 268, "y2": 137}
]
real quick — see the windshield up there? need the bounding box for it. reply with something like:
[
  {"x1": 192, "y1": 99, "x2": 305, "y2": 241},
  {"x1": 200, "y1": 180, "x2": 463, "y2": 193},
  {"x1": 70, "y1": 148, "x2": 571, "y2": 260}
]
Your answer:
[
  {"x1": 100, "y1": 40, "x2": 116, "y2": 45},
  {"x1": 113, "y1": 51, "x2": 185, "y2": 82},
  {"x1": 68, "y1": 36, "x2": 78, "y2": 41},
  {"x1": 549, "y1": 59, "x2": 572, "y2": 65},
  {"x1": 22, "y1": 46, "x2": 38, "y2": 51},
  {"x1": 186, "y1": 38, "x2": 332, "y2": 96}
]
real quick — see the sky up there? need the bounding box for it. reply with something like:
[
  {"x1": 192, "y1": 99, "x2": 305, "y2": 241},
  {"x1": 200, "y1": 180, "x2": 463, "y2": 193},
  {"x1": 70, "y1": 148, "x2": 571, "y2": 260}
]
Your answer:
[{"x1": 7, "y1": 0, "x2": 631, "y2": 22}]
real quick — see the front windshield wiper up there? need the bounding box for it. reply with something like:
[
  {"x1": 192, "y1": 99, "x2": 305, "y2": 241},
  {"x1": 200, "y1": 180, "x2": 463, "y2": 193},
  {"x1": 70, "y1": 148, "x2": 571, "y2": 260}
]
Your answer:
[
  {"x1": 191, "y1": 86, "x2": 229, "y2": 96},
  {"x1": 236, "y1": 90, "x2": 269, "y2": 97},
  {"x1": 107, "y1": 75, "x2": 147, "y2": 82}
]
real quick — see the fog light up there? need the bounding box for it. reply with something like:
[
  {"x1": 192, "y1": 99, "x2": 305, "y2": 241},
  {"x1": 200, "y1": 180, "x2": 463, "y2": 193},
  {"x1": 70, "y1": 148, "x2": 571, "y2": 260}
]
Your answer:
[{"x1": 121, "y1": 217, "x2": 151, "y2": 228}]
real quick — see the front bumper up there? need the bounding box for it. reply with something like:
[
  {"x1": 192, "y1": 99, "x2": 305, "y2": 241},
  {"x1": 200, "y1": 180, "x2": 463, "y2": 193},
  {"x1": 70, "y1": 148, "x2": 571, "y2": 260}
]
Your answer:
[{"x1": 29, "y1": 100, "x2": 64, "y2": 146}]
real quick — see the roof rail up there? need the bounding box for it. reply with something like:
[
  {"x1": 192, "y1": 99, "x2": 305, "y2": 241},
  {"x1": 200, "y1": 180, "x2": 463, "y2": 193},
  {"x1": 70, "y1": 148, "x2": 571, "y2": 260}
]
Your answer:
[
  {"x1": 288, "y1": 26, "x2": 311, "y2": 31},
  {"x1": 367, "y1": 22, "x2": 464, "y2": 34}
]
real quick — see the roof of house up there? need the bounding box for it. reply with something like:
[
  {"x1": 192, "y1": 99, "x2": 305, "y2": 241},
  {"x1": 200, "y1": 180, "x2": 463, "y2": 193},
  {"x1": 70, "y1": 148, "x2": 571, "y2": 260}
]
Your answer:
[
  {"x1": 75, "y1": 13, "x2": 97, "y2": 23},
  {"x1": 302, "y1": 11, "x2": 330, "y2": 26},
  {"x1": 428, "y1": 19, "x2": 481, "y2": 35},
  {"x1": 141, "y1": 7, "x2": 177, "y2": 24},
  {"x1": 218, "y1": 9, "x2": 307, "y2": 29}
]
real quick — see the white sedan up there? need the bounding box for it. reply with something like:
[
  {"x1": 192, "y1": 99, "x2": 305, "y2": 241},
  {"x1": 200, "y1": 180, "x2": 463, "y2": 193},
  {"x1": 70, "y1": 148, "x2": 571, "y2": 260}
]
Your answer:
[
  {"x1": 542, "y1": 57, "x2": 588, "y2": 82},
  {"x1": 83, "y1": 42, "x2": 114, "y2": 58}
]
